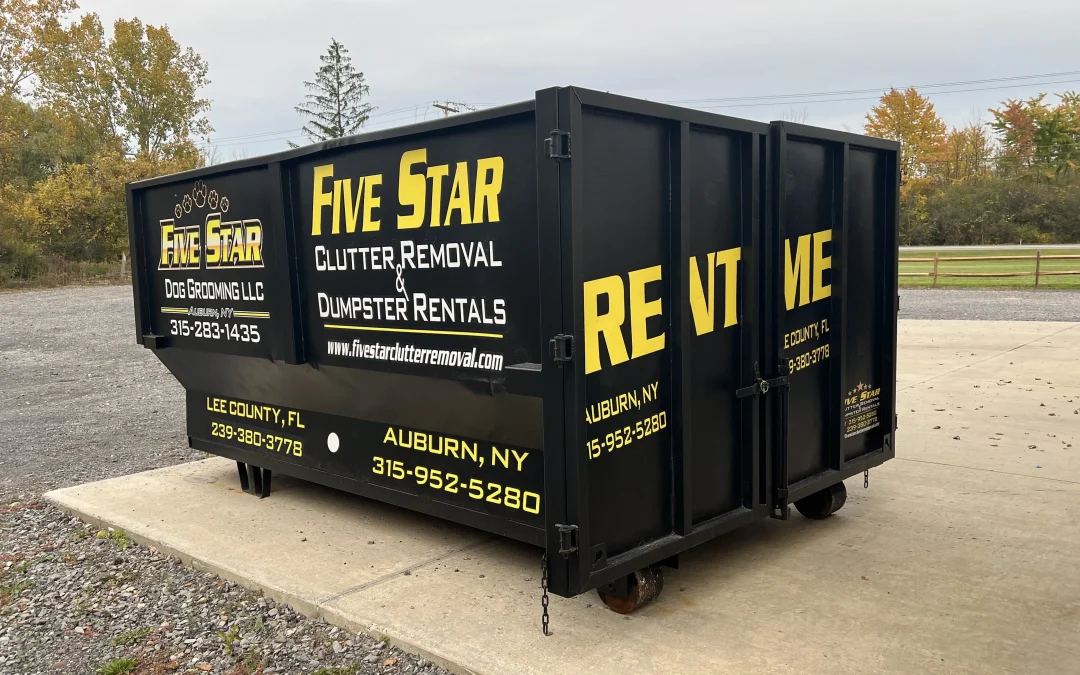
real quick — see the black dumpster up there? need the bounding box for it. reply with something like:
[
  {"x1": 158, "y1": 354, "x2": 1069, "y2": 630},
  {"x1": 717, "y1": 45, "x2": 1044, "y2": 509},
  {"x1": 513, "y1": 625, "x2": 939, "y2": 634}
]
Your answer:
[{"x1": 127, "y1": 86, "x2": 898, "y2": 613}]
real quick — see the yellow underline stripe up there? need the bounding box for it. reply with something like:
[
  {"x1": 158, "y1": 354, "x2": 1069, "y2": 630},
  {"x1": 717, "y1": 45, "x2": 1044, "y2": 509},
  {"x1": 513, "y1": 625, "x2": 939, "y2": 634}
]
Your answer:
[
  {"x1": 161, "y1": 307, "x2": 188, "y2": 314},
  {"x1": 234, "y1": 311, "x2": 271, "y2": 318},
  {"x1": 324, "y1": 324, "x2": 503, "y2": 339}
]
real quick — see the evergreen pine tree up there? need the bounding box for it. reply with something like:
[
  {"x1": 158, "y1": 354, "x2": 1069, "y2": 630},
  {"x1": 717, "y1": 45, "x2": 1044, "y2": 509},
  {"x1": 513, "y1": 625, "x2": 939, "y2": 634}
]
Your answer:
[{"x1": 294, "y1": 39, "x2": 374, "y2": 144}]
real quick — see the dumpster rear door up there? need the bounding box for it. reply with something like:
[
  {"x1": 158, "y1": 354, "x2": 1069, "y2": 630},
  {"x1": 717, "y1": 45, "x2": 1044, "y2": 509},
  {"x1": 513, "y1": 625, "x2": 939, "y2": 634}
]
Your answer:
[
  {"x1": 766, "y1": 123, "x2": 900, "y2": 517},
  {"x1": 546, "y1": 88, "x2": 769, "y2": 596}
]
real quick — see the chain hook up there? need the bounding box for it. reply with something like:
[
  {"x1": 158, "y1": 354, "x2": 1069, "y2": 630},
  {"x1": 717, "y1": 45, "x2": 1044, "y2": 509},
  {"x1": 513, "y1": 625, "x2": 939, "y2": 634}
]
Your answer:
[{"x1": 864, "y1": 469, "x2": 869, "y2": 489}]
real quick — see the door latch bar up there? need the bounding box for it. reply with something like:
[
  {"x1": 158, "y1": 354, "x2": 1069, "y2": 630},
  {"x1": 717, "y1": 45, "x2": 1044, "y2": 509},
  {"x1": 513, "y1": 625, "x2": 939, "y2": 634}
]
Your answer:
[{"x1": 736, "y1": 362, "x2": 788, "y2": 399}]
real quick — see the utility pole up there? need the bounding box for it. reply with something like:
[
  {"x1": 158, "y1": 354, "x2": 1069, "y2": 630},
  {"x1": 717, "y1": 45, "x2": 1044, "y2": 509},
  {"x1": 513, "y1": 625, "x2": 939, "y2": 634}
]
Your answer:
[
  {"x1": 432, "y1": 101, "x2": 476, "y2": 118},
  {"x1": 433, "y1": 102, "x2": 460, "y2": 117}
]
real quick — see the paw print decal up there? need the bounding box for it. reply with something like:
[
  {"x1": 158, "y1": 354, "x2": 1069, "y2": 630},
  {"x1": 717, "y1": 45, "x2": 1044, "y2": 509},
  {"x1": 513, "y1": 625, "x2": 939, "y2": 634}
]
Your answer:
[{"x1": 172, "y1": 184, "x2": 228, "y2": 218}]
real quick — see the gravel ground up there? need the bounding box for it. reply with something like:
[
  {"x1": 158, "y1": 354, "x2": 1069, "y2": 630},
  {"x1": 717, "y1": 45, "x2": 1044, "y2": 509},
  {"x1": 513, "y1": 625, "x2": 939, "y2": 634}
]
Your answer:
[
  {"x1": 0, "y1": 286, "x2": 448, "y2": 675},
  {"x1": 0, "y1": 286, "x2": 195, "y2": 503},
  {"x1": 899, "y1": 288, "x2": 1080, "y2": 321},
  {"x1": 0, "y1": 502, "x2": 444, "y2": 675}
]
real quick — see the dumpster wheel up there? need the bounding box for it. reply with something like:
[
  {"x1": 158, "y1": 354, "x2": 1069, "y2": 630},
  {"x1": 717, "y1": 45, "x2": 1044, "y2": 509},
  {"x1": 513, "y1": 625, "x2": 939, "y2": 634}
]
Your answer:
[
  {"x1": 794, "y1": 481, "x2": 847, "y2": 520},
  {"x1": 597, "y1": 565, "x2": 664, "y2": 614}
]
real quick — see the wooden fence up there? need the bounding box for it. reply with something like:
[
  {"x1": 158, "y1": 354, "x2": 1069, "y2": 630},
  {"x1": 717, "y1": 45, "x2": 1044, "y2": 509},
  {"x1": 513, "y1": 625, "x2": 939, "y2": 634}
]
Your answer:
[{"x1": 899, "y1": 251, "x2": 1080, "y2": 287}]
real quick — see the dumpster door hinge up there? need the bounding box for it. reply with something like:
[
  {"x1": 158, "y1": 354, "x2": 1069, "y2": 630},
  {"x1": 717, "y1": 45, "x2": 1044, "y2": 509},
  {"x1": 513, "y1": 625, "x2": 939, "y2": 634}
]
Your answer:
[
  {"x1": 555, "y1": 524, "x2": 578, "y2": 557},
  {"x1": 550, "y1": 334, "x2": 573, "y2": 366},
  {"x1": 736, "y1": 362, "x2": 789, "y2": 399},
  {"x1": 545, "y1": 130, "x2": 570, "y2": 160}
]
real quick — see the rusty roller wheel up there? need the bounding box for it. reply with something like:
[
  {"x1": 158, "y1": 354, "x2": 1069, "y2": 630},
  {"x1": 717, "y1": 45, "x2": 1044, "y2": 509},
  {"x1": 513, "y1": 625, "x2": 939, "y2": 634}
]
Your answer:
[
  {"x1": 597, "y1": 565, "x2": 664, "y2": 614},
  {"x1": 794, "y1": 481, "x2": 848, "y2": 520}
]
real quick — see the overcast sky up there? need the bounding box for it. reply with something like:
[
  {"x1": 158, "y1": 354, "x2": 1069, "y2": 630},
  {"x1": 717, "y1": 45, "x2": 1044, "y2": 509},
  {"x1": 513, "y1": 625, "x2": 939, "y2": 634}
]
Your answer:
[{"x1": 79, "y1": 0, "x2": 1080, "y2": 159}]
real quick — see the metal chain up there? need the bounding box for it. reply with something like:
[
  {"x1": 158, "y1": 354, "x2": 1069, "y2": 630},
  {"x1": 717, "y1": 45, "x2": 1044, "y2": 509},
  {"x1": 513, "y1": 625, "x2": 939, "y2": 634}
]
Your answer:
[
  {"x1": 864, "y1": 469, "x2": 869, "y2": 489},
  {"x1": 541, "y1": 554, "x2": 551, "y2": 636}
]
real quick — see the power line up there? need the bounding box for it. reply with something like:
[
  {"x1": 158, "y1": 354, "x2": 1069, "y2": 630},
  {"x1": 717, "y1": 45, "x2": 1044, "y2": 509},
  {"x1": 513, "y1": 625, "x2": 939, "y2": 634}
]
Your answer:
[
  {"x1": 203, "y1": 107, "x2": 448, "y2": 151},
  {"x1": 210, "y1": 101, "x2": 483, "y2": 150},
  {"x1": 201, "y1": 101, "x2": 437, "y2": 146},
  {"x1": 470, "y1": 72, "x2": 1080, "y2": 113},
  {"x1": 665, "y1": 70, "x2": 1080, "y2": 105},
  {"x1": 685, "y1": 79, "x2": 1080, "y2": 111},
  {"x1": 202, "y1": 127, "x2": 303, "y2": 144},
  {"x1": 924, "y1": 151, "x2": 1080, "y2": 166}
]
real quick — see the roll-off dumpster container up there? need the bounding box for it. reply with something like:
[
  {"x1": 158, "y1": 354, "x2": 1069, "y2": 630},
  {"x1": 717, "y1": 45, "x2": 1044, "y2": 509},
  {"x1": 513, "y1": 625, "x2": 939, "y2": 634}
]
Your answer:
[{"x1": 127, "y1": 86, "x2": 899, "y2": 612}]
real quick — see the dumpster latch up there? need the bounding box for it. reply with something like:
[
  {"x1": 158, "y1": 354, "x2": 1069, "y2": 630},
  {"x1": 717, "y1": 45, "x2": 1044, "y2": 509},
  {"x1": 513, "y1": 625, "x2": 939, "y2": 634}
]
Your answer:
[
  {"x1": 736, "y1": 362, "x2": 788, "y2": 399},
  {"x1": 556, "y1": 523, "x2": 579, "y2": 557},
  {"x1": 545, "y1": 129, "x2": 571, "y2": 160},
  {"x1": 550, "y1": 334, "x2": 574, "y2": 365}
]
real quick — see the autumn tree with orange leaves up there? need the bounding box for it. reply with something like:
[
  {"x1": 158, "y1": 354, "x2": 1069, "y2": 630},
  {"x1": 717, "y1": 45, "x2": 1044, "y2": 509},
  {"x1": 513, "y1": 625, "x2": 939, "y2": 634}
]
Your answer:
[
  {"x1": 1, "y1": 0, "x2": 211, "y2": 284},
  {"x1": 933, "y1": 123, "x2": 995, "y2": 184},
  {"x1": 863, "y1": 87, "x2": 1080, "y2": 246},
  {"x1": 990, "y1": 93, "x2": 1080, "y2": 177},
  {"x1": 864, "y1": 87, "x2": 947, "y2": 184}
]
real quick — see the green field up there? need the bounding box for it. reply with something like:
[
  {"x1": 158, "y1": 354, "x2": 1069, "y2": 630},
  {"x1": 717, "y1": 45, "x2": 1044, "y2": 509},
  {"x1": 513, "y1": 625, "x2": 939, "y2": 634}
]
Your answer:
[{"x1": 899, "y1": 248, "x2": 1080, "y2": 289}]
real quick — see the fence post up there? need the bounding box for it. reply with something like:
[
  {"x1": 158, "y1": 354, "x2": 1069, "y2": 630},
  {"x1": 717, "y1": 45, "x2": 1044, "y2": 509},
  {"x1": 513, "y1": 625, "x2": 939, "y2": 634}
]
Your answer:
[
  {"x1": 1034, "y1": 250, "x2": 1041, "y2": 288},
  {"x1": 932, "y1": 251, "x2": 939, "y2": 288}
]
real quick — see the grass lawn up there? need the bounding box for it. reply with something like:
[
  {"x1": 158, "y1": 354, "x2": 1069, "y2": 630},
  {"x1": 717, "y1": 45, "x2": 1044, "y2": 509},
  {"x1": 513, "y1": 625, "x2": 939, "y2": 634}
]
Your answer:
[{"x1": 899, "y1": 248, "x2": 1080, "y2": 289}]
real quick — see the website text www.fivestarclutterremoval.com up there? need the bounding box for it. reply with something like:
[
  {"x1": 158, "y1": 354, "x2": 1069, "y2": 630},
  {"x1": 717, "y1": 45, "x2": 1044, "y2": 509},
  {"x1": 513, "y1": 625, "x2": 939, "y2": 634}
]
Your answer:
[{"x1": 326, "y1": 339, "x2": 504, "y2": 372}]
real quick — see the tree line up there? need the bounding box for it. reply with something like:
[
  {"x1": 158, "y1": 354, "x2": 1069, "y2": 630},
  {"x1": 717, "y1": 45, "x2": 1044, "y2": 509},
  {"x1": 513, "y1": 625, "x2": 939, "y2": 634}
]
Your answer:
[
  {"x1": 0, "y1": 6, "x2": 381, "y2": 285},
  {"x1": 1, "y1": 2, "x2": 1075, "y2": 285},
  {"x1": 0, "y1": 0, "x2": 213, "y2": 283},
  {"x1": 865, "y1": 88, "x2": 1080, "y2": 246}
]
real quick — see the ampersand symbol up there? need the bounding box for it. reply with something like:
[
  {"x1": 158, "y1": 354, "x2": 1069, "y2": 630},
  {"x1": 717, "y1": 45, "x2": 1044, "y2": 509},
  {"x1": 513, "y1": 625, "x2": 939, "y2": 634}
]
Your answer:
[{"x1": 395, "y1": 264, "x2": 407, "y2": 295}]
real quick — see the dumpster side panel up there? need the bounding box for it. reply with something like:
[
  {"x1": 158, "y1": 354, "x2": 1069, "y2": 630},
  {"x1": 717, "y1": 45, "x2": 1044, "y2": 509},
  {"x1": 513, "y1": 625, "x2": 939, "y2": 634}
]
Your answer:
[
  {"x1": 780, "y1": 138, "x2": 834, "y2": 483},
  {"x1": 578, "y1": 108, "x2": 674, "y2": 558},
  {"x1": 130, "y1": 108, "x2": 550, "y2": 545},
  {"x1": 686, "y1": 127, "x2": 753, "y2": 523},
  {"x1": 841, "y1": 147, "x2": 888, "y2": 458},
  {"x1": 557, "y1": 88, "x2": 768, "y2": 594},
  {"x1": 770, "y1": 122, "x2": 899, "y2": 509},
  {"x1": 186, "y1": 391, "x2": 545, "y2": 529},
  {"x1": 138, "y1": 167, "x2": 280, "y2": 359},
  {"x1": 290, "y1": 113, "x2": 541, "y2": 381}
]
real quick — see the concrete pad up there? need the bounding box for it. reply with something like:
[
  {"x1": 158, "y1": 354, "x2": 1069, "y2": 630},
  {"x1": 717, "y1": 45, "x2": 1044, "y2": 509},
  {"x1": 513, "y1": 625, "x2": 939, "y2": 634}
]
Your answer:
[
  {"x1": 898, "y1": 321, "x2": 1079, "y2": 483},
  {"x1": 47, "y1": 459, "x2": 489, "y2": 618},
  {"x1": 46, "y1": 320, "x2": 1080, "y2": 674}
]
